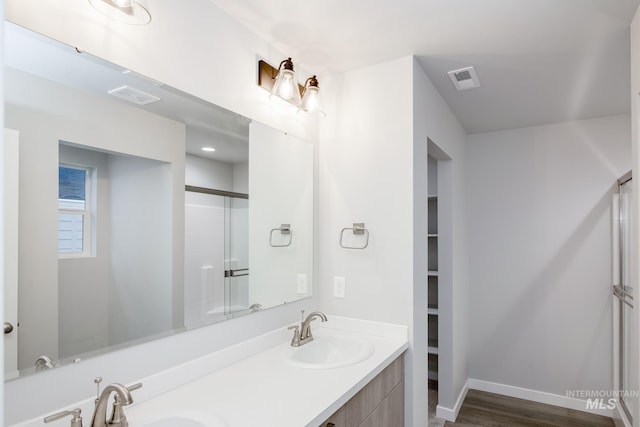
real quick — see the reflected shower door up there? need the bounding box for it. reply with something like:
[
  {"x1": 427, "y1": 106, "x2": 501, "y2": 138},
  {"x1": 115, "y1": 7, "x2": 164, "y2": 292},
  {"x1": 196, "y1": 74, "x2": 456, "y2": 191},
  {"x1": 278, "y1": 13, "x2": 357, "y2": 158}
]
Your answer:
[
  {"x1": 185, "y1": 187, "x2": 250, "y2": 328},
  {"x1": 225, "y1": 197, "x2": 249, "y2": 314}
]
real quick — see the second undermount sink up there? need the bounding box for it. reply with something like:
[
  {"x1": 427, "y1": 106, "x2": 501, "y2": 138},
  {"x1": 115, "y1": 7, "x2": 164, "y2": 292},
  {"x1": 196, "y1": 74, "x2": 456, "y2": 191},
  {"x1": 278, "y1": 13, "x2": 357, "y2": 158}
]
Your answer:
[{"x1": 283, "y1": 329, "x2": 374, "y2": 369}]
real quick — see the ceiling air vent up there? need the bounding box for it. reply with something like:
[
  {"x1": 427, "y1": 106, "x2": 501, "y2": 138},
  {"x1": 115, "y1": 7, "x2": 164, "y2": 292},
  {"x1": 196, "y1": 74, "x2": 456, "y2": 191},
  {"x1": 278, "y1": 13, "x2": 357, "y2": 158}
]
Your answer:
[
  {"x1": 447, "y1": 66, "x2": 480, "y2": 91},
  {"x1": 107, "y1": 85, "x2": 161, "y2": 105}
]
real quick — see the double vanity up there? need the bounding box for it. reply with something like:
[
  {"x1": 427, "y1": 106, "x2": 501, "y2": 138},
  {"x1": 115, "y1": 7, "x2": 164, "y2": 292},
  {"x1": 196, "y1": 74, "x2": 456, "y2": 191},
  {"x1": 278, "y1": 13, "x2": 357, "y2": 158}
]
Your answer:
[{"x1": 14, "y1": 316, "x2": 407, "y2": 427}]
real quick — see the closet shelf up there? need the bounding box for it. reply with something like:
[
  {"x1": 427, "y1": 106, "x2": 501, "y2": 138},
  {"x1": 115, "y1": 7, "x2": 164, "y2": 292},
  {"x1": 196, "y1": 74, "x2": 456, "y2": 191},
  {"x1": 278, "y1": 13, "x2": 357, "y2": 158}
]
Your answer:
[
  {"x1": 427, "y1": 308, "x2": 438, "y2": 316},
  {"x1": 428, "y1": 270, "x2": 439, "y2": 277},
  {"x1": 428, "y1": 234, "x2": 438, "y2": 238}
]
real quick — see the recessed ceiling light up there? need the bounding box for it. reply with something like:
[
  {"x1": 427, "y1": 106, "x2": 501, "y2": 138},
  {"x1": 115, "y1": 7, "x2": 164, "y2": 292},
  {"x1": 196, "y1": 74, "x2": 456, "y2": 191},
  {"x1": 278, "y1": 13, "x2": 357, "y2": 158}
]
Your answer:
[{"x1": 201, "y1": 147, "x2": 216, "y2": 152}]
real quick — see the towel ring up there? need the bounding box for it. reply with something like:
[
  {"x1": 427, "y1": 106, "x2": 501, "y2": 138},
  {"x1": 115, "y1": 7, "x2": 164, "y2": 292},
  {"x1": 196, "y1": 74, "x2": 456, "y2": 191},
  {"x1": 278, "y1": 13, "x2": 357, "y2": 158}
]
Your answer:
[
  {"x1": 339, "y1": 222, "x2": 369, "y2": 249},
  {"x1": 270, "y1": 224, "x2": 292, "y2": 247}
]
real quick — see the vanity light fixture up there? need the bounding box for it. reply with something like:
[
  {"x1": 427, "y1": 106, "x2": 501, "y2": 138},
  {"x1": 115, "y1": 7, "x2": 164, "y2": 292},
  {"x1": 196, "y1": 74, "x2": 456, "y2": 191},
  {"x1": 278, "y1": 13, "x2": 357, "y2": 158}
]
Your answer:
[
  {"x1": 258, "y1": 58, "x2": 303, "y2": 107},
  {"x1": 201, "y1": 147, "x2": 216, "y2": 152},
  {"x1": 258, "y1": 58, "x2": 327, "y2": 116},
  {"x1": 88, "y1": 0, "x2": 151, "y2": 25},
  {"x1": 298, "y1": 75, "x2": 326, "y2": 117}
]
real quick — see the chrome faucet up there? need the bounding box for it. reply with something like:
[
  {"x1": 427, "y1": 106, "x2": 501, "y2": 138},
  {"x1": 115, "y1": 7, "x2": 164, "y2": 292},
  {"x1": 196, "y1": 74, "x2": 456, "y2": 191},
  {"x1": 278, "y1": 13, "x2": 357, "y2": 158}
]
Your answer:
[
  {"x1": 90, "y1": 383, "x2": 138, "y2": 427},
  {"x1": 35, "y1": 355, "x2": 55, "y2": 371},
  {"x1": 288, "y1": 310, "x2": 327, "y2": 347},
  {"x1": 43, "y1": 381, "x2": 141, "y2": 427}
]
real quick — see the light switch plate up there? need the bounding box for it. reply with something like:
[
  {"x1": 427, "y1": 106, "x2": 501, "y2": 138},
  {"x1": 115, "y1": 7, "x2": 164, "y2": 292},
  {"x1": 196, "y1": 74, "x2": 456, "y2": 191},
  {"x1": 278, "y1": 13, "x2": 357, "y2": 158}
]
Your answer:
[
  {"x1": 333, "y1": 276, "x2": 346, "y2": 298},
  {"x1": 297, "y1": 274, "x2": 308, "y2": 294}
]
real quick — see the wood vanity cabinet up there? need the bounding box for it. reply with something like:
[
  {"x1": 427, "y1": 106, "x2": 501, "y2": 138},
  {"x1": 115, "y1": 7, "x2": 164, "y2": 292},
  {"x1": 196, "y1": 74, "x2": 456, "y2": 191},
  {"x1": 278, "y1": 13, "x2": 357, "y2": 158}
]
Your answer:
[{"x1": 320, "y1": 356, "x2": 404, "y2": 427}]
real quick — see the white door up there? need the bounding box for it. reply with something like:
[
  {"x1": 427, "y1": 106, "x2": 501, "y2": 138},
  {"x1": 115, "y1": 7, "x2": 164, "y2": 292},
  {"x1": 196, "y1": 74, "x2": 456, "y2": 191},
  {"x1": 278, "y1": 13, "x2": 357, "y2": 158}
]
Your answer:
[{"x1": 3, "y1": 128, "x2": 19, "y2": 379}]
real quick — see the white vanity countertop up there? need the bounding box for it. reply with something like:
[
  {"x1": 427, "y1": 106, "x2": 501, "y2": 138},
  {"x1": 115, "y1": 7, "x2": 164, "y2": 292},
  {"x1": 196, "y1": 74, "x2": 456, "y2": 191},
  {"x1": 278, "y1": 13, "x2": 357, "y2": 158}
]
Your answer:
[
  {"x1": 126, "y1": 316, "x2": 407, "y2": 427},
  {"x1": 13, "y1": 316, "x2": 407, "y2": 427}
]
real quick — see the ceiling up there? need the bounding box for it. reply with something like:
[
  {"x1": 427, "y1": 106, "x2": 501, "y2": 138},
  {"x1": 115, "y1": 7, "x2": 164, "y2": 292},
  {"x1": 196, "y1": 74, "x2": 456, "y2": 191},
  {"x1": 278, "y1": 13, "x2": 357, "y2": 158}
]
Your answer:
[{"x1": 209, "y1": 0, "x2": 639, "y2": 134}]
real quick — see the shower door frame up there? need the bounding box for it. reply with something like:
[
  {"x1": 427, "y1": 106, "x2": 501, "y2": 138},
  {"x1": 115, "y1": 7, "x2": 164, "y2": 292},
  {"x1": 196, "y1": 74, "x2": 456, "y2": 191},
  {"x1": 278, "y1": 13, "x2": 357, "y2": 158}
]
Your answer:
[{"x1": 613, "y1": 170, "x2": 633, "y2": 426}]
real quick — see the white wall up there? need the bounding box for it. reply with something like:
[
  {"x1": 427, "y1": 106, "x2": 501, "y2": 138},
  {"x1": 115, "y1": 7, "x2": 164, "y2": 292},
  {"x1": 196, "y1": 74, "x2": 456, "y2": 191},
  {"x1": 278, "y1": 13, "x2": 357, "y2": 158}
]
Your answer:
[
  {"x1": 4, "y1": 1, "x2": 319, "y2": 423},
  {"x1": 249, "y1": 122, "x2": 314, "y2": 307},
  {"x1": 185, "y1": 154, "x2": 234, "y2": 191},
  {"x1": 629, "y1": 8, "x2": 640, "y2": 426},
  {"x1": 108, "y1": 155, "x2": 175, "y2": 344},
  {"x1": 467, "y1": 115, "x2": 630, "y2": 399},
  {"x1": 413, "y1": 59, "x2": 470, "y2": 417},
  {"x1": 317, "y1": 55, "x2": 468, "y2": 426},
  {"x1": 233, "y1": 161, "x2": 249, "y2": 194}
]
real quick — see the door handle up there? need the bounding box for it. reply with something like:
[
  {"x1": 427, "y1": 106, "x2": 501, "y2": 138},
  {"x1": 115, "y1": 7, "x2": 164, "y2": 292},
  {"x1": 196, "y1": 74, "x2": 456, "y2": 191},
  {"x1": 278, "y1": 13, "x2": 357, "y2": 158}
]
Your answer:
[
  {"x1": 224, "y1": 268, "x2": 249, "y2": 278},
  {"x1": 613, "y1": 285, "x2": 634, "y2": 308},
  {"x1": 4, "y1": 322, "x2": 14, "y2": 334}
]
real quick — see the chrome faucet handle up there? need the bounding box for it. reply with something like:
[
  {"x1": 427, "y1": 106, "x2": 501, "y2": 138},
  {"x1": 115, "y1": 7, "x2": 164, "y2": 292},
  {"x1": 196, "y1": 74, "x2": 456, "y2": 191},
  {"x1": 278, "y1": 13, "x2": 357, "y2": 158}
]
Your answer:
[
  {"x1": 44, "y1": 408, "x2": 83, "y2": 427},
  {"x1": 126, "y1": 382, "x2": 142, "y2": 392},
  {"x1": 288, "y1": 325, "x2": 301, "y2": 347}
]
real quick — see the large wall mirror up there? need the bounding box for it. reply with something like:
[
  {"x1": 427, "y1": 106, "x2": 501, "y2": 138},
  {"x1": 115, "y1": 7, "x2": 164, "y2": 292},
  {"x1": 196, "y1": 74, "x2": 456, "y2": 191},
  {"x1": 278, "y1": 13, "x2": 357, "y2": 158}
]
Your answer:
[{"x1": 3, "y1": 22, "x2": 314, "y2": 379}]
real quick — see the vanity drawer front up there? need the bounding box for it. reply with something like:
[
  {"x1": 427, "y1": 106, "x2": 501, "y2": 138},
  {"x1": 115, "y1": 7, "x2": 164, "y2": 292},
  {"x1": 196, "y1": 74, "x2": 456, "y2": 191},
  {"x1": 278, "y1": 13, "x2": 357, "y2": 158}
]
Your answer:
[
  {"x1": 320, "y1": 355, "x2": 404, "y2": 427},
  {"x1": 344, "y1": 356, "x2": 403, "y2": 426},
  {"x1": 359, "y1": 381, "x2": 404, "y2": 427}
]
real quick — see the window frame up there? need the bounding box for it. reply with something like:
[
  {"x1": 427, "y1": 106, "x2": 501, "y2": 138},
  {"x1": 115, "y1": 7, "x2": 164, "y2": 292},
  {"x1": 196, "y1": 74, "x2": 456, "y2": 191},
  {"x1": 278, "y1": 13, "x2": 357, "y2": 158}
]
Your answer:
[{"x1": 58, "y1": 163, "x2": 95, "y2": 258}]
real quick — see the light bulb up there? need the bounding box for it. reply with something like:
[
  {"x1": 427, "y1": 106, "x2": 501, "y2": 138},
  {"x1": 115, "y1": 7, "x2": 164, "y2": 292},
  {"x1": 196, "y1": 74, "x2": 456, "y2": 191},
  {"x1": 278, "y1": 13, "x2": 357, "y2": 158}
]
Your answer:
[
  {"x1": 299, "y1": 76, "x2": 326, "y2": 116},
  {"x1": 305, "y1": 87, "x2": 319, "y2": 110},
  {"x1": 269, "y1": 58, "x2": 301, "y2": 106},
  {"x1": 279, "y1": 73, "x2": 295, "y2": 100}
]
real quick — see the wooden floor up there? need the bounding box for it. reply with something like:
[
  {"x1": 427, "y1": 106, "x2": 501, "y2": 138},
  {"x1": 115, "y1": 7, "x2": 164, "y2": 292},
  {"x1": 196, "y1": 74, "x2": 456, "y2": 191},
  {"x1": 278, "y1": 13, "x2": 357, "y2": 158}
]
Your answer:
[{"x1": 443, "y1": 389, "x2": 615, "y2": 427}]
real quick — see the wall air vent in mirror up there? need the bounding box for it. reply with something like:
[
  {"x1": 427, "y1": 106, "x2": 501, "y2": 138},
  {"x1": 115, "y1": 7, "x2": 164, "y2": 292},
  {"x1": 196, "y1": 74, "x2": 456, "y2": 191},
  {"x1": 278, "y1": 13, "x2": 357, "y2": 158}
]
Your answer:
[
  {"x1": 108, "y1": 85, "x2": 161, "y2": 105},
  {"x1": 447, "y1": 66, "x2": 480, "y2": 91}
]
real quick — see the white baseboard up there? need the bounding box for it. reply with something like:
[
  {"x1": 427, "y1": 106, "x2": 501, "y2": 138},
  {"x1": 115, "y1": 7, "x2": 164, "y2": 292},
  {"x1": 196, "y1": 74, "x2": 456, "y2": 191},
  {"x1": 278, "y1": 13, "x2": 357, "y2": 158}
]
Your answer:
[
  {"x1": 467, "y1": 379, "x2": 614, "y2": 418},
  {"x1": 435, "y1": 379, "x2": 469, "y2": 421}
]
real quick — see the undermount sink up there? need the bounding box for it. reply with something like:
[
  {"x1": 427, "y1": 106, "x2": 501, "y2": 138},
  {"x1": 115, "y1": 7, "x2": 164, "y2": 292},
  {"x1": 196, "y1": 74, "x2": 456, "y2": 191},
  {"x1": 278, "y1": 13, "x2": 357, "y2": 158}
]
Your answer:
[
  {"x1": 140, "y1": 412, "x2": 227, "y2": 427},
  {"x1": 283, "y1": 329, "x2": 374, "y2": 369}
]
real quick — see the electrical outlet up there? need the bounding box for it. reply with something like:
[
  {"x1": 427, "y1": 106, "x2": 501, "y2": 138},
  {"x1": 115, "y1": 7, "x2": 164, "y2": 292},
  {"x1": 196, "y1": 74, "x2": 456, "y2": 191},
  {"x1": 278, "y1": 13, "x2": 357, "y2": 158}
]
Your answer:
[
  {"x1": 333, "y1": 276, "x2": 346, "y2": 298},
  {"x1": 297, "y1": 274, "x2": 308, "y2": 294}
]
